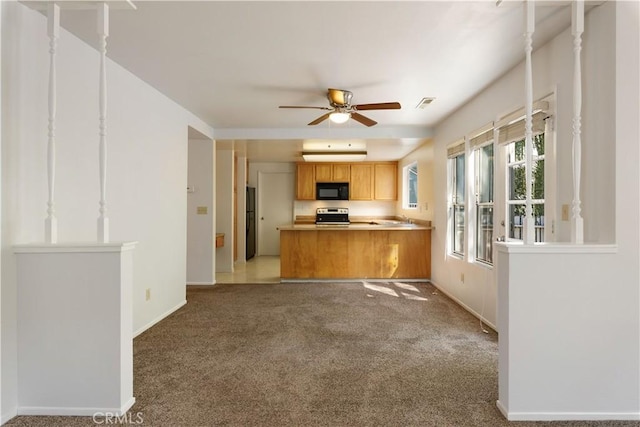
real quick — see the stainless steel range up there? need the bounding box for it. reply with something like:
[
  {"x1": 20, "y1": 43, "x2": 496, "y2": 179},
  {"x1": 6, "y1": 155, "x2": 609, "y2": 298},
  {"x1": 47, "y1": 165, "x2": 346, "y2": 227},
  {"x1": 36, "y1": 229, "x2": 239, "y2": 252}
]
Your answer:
[{"x1": 315, "y1": 207, "x2": 349, "y2": 225}]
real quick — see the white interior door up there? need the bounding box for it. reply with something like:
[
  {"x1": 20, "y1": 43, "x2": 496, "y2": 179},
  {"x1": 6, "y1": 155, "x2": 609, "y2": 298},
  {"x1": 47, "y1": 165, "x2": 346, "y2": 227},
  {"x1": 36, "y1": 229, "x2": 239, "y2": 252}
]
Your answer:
[{"x1": 258, "y1": 172, "x2": 294, "y2": 256}]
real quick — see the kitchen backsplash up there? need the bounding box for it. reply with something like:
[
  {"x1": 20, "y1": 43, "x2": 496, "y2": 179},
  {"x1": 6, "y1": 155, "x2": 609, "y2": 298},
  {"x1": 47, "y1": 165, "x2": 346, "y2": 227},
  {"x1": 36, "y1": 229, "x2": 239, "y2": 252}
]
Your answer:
[{"x1": 293, "y1": 200, "x2": 396, "y2": 217}]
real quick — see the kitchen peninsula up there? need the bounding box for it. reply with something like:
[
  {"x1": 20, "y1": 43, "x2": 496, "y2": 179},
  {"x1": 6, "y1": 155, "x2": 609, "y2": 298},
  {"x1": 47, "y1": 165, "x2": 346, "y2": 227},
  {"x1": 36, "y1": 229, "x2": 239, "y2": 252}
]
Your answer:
[{"x1": 279, "y1": 221, "x2": 431, "y2": 280}]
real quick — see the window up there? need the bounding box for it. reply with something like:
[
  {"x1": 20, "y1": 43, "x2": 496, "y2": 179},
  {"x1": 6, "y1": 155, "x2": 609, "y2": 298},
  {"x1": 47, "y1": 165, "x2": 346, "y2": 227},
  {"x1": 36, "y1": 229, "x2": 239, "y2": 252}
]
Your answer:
[
  {"x1": 403, "y1": 162, "x2": 418, "y2": 209},
  {"x1": 448, "y1": 142, "x2": 465, "y2": 256},
  {"x1": 506, "y1": 134, "x2": 545, "y2": 242},
  {"x1": 475, "y1": 143, "x2": 494, "y2": 264},
  {"x1": 498, "y1": 109, "x2": 548, "y2": 243}
]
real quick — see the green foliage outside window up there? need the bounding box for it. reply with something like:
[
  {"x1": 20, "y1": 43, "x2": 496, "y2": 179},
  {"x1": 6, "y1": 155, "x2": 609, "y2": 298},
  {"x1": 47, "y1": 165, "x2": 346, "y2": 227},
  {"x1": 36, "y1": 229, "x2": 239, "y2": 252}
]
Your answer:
[{"x1": 510, "y1": 134, "x2": 545, "y2": 218}]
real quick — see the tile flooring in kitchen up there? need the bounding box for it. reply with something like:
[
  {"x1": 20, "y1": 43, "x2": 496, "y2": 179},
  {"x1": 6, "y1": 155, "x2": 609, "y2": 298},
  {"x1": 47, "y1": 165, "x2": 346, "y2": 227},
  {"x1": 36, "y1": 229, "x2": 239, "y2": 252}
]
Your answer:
[{"x1": 215, "y1": 256, "x2": 281, "y2": 284}]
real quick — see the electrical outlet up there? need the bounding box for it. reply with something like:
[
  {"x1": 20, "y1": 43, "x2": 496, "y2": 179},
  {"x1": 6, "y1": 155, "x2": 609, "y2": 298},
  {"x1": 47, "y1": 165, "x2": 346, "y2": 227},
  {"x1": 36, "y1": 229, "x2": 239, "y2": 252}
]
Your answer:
[
  {"x1": 145, "y1": 288, "x2": 151, "y2": 301},
  {"x1": 561, "y1": 204, "x2": 569, "y2": 221},
  {"x1": 460, "y1": 273, "x2": 465, "y2": 284}
]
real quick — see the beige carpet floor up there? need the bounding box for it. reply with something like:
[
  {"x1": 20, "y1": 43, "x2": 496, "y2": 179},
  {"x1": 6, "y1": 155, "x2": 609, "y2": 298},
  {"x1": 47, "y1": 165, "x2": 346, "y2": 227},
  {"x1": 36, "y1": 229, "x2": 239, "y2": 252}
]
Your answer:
[{"x1": 6, "y1": 282, "x2": 639, "y2": 426}]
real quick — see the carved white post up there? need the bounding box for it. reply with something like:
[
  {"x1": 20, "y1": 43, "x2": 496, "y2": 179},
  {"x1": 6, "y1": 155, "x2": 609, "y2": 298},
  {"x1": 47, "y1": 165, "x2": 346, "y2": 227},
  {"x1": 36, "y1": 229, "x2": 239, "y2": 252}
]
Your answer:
[
  {"x1": 523, "y1": 0, "x2": 535, "y2": 244},
  {"x1": 45, "y1": 3, "x2": 60, "y2": 244},
  {"x1": 97, "y1": 3, "x2": 109, "y2": 243},
  {"x1": 571, "y1": 0, "x2": 584, "y2": 244}
]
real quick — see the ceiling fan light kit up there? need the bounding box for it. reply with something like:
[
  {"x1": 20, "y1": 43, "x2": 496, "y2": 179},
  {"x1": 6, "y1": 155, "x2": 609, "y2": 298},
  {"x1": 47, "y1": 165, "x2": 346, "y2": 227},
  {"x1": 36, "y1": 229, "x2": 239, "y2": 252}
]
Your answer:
[
  {"x1": 279, "y1": 88, "x2": 401, "y2": 127},
  {"x1": 329, "y1": 112, "x2": 350, "y2": 124}
]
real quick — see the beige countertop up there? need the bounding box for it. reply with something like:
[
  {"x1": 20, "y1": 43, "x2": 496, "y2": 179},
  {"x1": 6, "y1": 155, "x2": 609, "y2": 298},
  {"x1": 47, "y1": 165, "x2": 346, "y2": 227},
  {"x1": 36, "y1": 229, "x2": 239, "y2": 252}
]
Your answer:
[{"x1": 278, "y1": 222, "x2": 432, "y2": 231}]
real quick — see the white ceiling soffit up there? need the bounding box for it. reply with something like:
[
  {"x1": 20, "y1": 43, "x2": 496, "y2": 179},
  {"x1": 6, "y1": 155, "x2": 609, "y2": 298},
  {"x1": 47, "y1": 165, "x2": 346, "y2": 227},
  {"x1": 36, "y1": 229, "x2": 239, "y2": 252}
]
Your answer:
[{"x1": 53, "y1": 1, "x2": 575, "y2": 162}]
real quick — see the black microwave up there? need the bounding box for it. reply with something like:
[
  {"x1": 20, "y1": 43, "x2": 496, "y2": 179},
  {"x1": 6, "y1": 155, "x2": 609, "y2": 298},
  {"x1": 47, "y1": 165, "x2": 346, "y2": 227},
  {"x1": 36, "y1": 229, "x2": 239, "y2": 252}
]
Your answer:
[{"x1": 316, "y1": 182, "x2": 349, "y2": 200}]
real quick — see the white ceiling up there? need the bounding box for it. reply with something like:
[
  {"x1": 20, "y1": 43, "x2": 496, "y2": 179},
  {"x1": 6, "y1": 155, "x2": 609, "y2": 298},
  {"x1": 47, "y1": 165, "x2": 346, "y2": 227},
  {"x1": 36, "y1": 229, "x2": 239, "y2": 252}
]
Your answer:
[{"x1": 53, "y1": 0, "x2": 575, "y2": 162}]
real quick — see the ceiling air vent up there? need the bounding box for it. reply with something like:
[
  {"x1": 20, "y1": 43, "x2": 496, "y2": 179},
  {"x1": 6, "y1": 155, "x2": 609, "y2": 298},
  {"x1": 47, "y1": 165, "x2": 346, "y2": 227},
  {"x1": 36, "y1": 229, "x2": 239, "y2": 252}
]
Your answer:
[{"x1": 416, "y1": 97, "x2": 435, "y2": 109}]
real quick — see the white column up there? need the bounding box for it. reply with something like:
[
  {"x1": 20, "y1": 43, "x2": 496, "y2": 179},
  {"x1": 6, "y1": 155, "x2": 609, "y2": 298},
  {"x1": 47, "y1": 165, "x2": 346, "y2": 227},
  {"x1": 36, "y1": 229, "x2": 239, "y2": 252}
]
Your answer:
[
  {"x1": 45, "y1": 3, "x2": 59, "y2": 244},
  {"x1": 571, "y1": 0, "x2": 585, "y2": 244},
  {"x1": 523, "y1": 0, "x2": 535, "y2": 244},
  {"x1": 97, "y1": 3, "x2": 109, "y2": 243}
]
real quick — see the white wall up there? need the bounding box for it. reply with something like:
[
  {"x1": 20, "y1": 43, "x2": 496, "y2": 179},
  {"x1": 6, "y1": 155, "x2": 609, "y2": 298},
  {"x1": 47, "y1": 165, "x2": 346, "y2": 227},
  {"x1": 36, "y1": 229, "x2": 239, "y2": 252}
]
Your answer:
[
  {"x1": 429, "y1": 2, "x2": 617, "y2": 328},
  {"x1": 187, "y1": 137, "x2": 215, "y2": 284},
  {"x1": 496, "y1": 245, "x2": 638, "y2": 420},
  {"x1": 1, "y1": 3, "x2": 213, "y2": 421},
  {"x1": 248, "y1": 162, "x2": 295, "y2": 219},
  {"x1": 397, "y1": 141, "x2": 434, "y2": 222},
  {"x1": 248, "y1": 162, "x2": 295, "y2": 188},
  {"x1": 423, "y1": 1, "x2": 639, "y2": 418},
  {"x1": 496, "y1": 6, "x2": 640, "y2": 411},
  {"x1": 215, "y1": 149, "x2": 234, "y2": 272},
  {"x1": 294, "y1": 199, "x2": 396, "y2": 218}
]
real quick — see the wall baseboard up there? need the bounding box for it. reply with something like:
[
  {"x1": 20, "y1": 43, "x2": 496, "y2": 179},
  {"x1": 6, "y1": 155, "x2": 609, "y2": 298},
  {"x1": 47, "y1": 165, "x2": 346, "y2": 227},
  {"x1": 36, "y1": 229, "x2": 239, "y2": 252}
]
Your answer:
[
  {"x1": 281, "y1": 278, "x2": 429, "y2": 283},
  {"x1": 134, "y1": 300, "x2": 186, "y2": 338},
  {"x1": 186, "y1": 281, "x2": 216, "y2": 286},
  {"x1": 17, "y1": 397, "x2": 135, "y2": 417},
  {"x1": 428, "y1": 279, "x2": 497, "y2": 332},
  {"x1": 497, "y1": 401, "x2": 639, "y2": 421}
]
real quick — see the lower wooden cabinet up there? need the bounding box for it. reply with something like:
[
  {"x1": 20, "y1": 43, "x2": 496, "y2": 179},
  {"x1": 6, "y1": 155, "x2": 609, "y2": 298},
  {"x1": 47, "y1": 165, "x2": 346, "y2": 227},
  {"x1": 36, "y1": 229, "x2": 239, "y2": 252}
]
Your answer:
[{"x1": 280, "y1": 228, "x2": 431, "y2": 279}]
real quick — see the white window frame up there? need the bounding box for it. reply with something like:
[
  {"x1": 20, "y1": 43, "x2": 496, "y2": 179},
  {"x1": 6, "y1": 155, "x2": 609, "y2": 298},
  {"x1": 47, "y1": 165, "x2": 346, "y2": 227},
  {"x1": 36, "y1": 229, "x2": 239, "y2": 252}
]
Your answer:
[
  {"x1": 496, "y1": 96, "x2": 556, "y2": 244},
  {"x1": 447, "y1": 141, "x2": 466, "y2": 258},
  {"x1": 473, "y1": 141, "x2": 494, "y2": 265},
  {"x1": 403, "y1": 161, "x2": 418, "y2": 210},
  {"x1": 505, "y1": 133, "x2": 545, "y2": 242}
]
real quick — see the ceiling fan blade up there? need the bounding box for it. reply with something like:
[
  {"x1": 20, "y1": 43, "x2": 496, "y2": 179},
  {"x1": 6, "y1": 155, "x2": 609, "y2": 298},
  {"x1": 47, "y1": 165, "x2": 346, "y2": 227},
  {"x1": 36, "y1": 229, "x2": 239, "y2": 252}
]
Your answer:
[
  {"x1": 351, "y1": 112, "x2": 377, "y2": 127},
  {"x1": 328, "y1": 88, "x2": 352, "y2": 106},
  {"x1": 308, "y1": 113, "x2": 331, "y2": 126},
  {"x1": 279, "y1": 105, "x2": 331, "y2": 110},
  {"x1": 353, "y1": 102, "x2": 401, "y2": 111}
]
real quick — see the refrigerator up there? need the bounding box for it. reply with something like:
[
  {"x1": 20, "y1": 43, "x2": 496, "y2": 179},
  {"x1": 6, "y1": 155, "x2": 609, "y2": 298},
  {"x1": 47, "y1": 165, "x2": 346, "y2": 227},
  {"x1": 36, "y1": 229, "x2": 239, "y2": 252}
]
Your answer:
[{"x1": 246, "y1": 187, "x2": 256, "y2": 260}]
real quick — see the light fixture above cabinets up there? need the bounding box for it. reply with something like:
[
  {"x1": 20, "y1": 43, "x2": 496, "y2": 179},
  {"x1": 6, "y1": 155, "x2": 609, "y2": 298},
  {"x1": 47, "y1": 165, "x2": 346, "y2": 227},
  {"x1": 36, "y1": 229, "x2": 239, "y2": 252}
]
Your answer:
[
  {"x1": 301, "y1": 151, "x2": 367, "y2": 162},
  {"x1": 301, "y1": 139, "x2": 367, "y2": 162}
]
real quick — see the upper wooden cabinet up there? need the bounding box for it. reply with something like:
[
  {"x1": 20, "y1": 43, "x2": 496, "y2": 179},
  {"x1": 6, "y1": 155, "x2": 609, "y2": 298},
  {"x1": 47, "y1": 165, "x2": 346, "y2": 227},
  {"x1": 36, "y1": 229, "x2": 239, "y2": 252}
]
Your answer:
[
  {"x1": 296, "y1": 162, "x2": 397, "y2": 201},
  {"x1": 296, "y1": 163, "x2": 316, "y2": 200},
  {"x1": 315, "y1": 164, "x2": 351, "y2": 183},
  {"x1": 332, "y1": 164, "x2": 351, "y2": 182},
  {"x1": 374, "y1": 163, "x2": 398, "y2": 200},
  {"x1": 350, "y1": 164, "x2": 373, "y2": 200}
]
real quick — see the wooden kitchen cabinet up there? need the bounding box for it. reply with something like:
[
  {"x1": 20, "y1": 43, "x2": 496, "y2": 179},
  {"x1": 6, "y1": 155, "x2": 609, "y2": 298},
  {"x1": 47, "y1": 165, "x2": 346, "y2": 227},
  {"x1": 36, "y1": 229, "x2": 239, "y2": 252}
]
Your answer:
[
  {"x1": 332, "y1": 164, "x2": 351, "y2": 182},
  {"x1": 297, "y1": 161, "x2": 396, "y2": 201},
  {"x1": 350, "y1": 164, "x2": 373, "y2": 200},
  {"x1": 296, "y1": 163, "x2": 316, "y2": 200},
  {"x1": 314, "y1": 164, "x2": 332, "y2": 182},
  {"x1": 315, "y1": 164, "x2": 350, "y2": 182},
  {"x1": 280, "y1": 227, "x2": 431, "y2": 279},
  {"x1": 374, "y1": 163, "x2": 398, "y2": 200}
]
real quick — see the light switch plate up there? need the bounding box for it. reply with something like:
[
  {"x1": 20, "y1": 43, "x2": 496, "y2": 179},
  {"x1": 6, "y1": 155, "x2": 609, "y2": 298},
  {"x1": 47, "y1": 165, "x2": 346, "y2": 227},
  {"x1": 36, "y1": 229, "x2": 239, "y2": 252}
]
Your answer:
[{"x1": 197, "y1": 206, "x2": 208, "y2": 215}]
